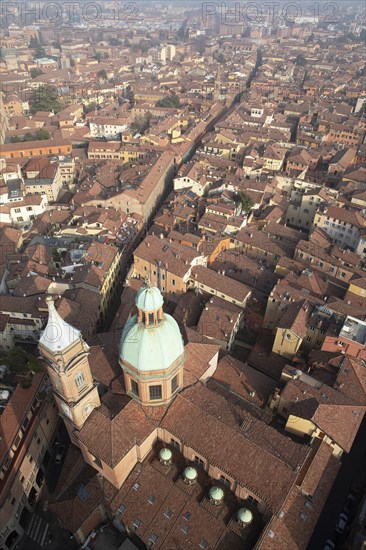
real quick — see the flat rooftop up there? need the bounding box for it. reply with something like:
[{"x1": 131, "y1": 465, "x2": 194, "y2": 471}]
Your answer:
[{"x1": 339, "y1": 315, "x2": 366, "y2": 346}]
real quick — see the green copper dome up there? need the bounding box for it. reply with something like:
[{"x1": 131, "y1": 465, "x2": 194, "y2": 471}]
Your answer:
[
  {"x1": 184, "y1": 467, "x2": 198, "y2": 481},
  {"x1": 120, "y1": 285, "x2": 185, "y2": 375},
  {"x1": 159, "y1": 448, "x2": 172, "y2": 462},
  {"x1": 120, "y1": 313, "x2": 184, "y2": 372},
  {"x1": 209, "y1": 486, "x2": 224, "y2": 501},
  {"x1": 238, "y1": 508, "x2": 253, "y2": 524},
  {"x1": 135, "y1": 285, "x2": 164, "y2": 312}
]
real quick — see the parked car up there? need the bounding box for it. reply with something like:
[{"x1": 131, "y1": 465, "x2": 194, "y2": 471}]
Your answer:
[
  {"x1": 54, "y1": 444, "x2": 66, "y2": 464},
  {"x1": 344, "y1": 494, "x2": 356, "y2": 515},
  {"x1": 323, "y1": 540, "x2": 335, "y2": 550},
  {"x1": 335, "y1": 512, "x2": 348, "y2": 534}
]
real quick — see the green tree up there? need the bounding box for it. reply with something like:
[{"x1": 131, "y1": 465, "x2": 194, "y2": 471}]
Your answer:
[
  {"x1": 294, "y1": 54, "x2": 307, "y2": 66},
  {"x1": 109, "y1": 37, "x2": 121, "y2": 46},
  {"x1": 0, "y1": 348, "x2": 43, "y2": 376},
  {"x1": 156, "y1": 95, "x2": 181, "y2": 108},
  {"x1": 84, "y1": 102, "x2": 98, "y2": 114},
  {"x1": 35, "y1": 128, "x2": 50, "y2": 140},
  {"x1": 234, "y1": 191, "x2": 254, "y2": 213},
  {"x1": 98, "y1": 69, "x2": 107, "y2": 79},
  {"x1": 29, "y1": 37, "x2": 39, "y2": 49},
  {"x1": 29, "y1": 37, "x2": 47, "y2": 58},
  {"x1": 195, "y1": 35, "x2": 207, "y2": 55},
  {"x1": 31, "y1": 84, "x2": 62, "y2": 114},
  {"x1": 31, "y1": 68, "x2": 43, "y2": 79},
  {"x1": 131, "y1": 113, "x2": 152, "y2": 133}
]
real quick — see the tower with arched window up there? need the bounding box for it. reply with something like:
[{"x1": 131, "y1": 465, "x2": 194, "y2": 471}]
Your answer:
[{"x1": 38, "y1": 296, "x2": 100, "y2": 441}]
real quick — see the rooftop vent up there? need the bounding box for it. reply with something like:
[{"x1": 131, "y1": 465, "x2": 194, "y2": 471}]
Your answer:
[
  {"x1": 209, "y1": 486, "x2": 224, "y2": 506},
  {"x1": 183, "y1": 467, "x2": 198, "y2": 485},
  {"x1": 159, "y1": 447, "x2": 172, "y2": 465},
  {"x1": 237, "y1": 507, "x2": 253, "y2": 527}
]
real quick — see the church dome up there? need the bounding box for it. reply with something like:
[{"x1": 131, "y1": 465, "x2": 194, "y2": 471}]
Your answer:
[
  {"x1": 120, "y1": 313, "x2": 184, "y2": 372},
  {"x1": 119, "y1": 284, "x2": 185, "y2": 405},
  {"x1": 135, "y1": 285, "x2": 164, "y2": 312}
]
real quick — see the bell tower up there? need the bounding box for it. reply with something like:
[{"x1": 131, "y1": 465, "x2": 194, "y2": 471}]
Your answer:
[{"x1": 39, "y1": 296, "x2": 100, "y2": 441}]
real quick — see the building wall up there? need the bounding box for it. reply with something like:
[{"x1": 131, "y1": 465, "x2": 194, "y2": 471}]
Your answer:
[
  {"x1": 286, "y1": 416, "x2": 343, "y2": 458},
  {"x1": 286, "y1": 415, "x2": 315, "y2": 438},
  {"x1": 189, "y1": 276, "x2": 250, "y2": 308},
  {"x1": 0, "y1": 142, "x2": 72, "y2": 159},
  {"x1": 0, "y1": 395, "x2": 59, "y2": 550},
  {"x1": 321, "y1": 336, "x2": 366, "y2": 360},
  {"x1": 10, "y1": 197, "x2": 47, "y2": 226},
  {"x1": 272, "y1": 328, "x2": 302, "y2": 359},
  {"x1": 348, "y1": 282, "x2": 366, "y2": 298},
  {"x1": 286, "y1": 191, "x2": 325, "y2": 230},
  {"x1": 78, "y1": 428, "x2": 158, "y2": 490},
  {"x1": 158, "y1": 428, "x2": 270, "y2": 516},
  {"x1": 294, "y1": 247, "x2": 354, "y2": 285},
  {"x1": 122, "y1": 360, "x2": 184, "y2": 407},
  {"x1": 313, "y1": 212, "x2": 361, "y2": 251},
  {"x1": 133, "y1": 256, "x2": 187, "y2": 293},
  {"x1": 173, "y1": 176, "x2": 206, "y2": 196}
]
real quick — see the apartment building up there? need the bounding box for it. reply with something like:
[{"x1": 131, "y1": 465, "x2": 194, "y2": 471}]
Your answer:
[
  {"x1": 313, "y1": 206, "x2": 366, "y2": 253},
  {"x1": 132, "y1": 235, "x2": 204, "y2": 293},
  {"x1": 81, "y1": 151, "x2": 176, "y2": 222},
  {"x1": 286, "y1": 184, "x2": 334, "y2": 230},
  {"x1": 0, "y1": 296, "x2": 46, "y2": 350},
  {"x1": 0, "y1": 372, "x2": 59, "y2": 550},
  {"x1": 321, "y1": 315, "x2": 366, "y2": 360},
  {"x1": 0, "y1": 140, "x2": 72, "y2": 159},
  {"x1": 23, "y1": 158, "x2": 62, "y2": 203},
  {"x1": 0, "y1": 195, "x2": 47, "y2": 226},
  {"x1": 89, "y1": 117, "x2": 129, "y2": 139}
]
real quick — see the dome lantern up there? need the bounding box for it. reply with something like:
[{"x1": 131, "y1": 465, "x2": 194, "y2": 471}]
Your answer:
[{"x1": 135, "y1": 280, "x2": 164, "y2": 327}]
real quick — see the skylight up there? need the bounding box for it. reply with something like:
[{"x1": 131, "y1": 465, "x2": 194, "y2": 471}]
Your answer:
[{"x1": 77, "y1": 484, "x2": 91, "y2": 502}]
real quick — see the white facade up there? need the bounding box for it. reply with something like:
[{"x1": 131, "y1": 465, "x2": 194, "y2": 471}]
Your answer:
[
  {"x1": 89, "y1": 121, "x2": 128, "y2": 139},
  {"x1": 10, "y1": 196, "x2": 48, "y2": 226},
  {"x1": 173, "y1": 175, "x2": 209, "y2": 196}
]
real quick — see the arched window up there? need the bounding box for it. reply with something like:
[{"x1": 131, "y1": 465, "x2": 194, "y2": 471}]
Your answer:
[{"x1": 75, "y1": 372, "x2": 86, "y2": 390}]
